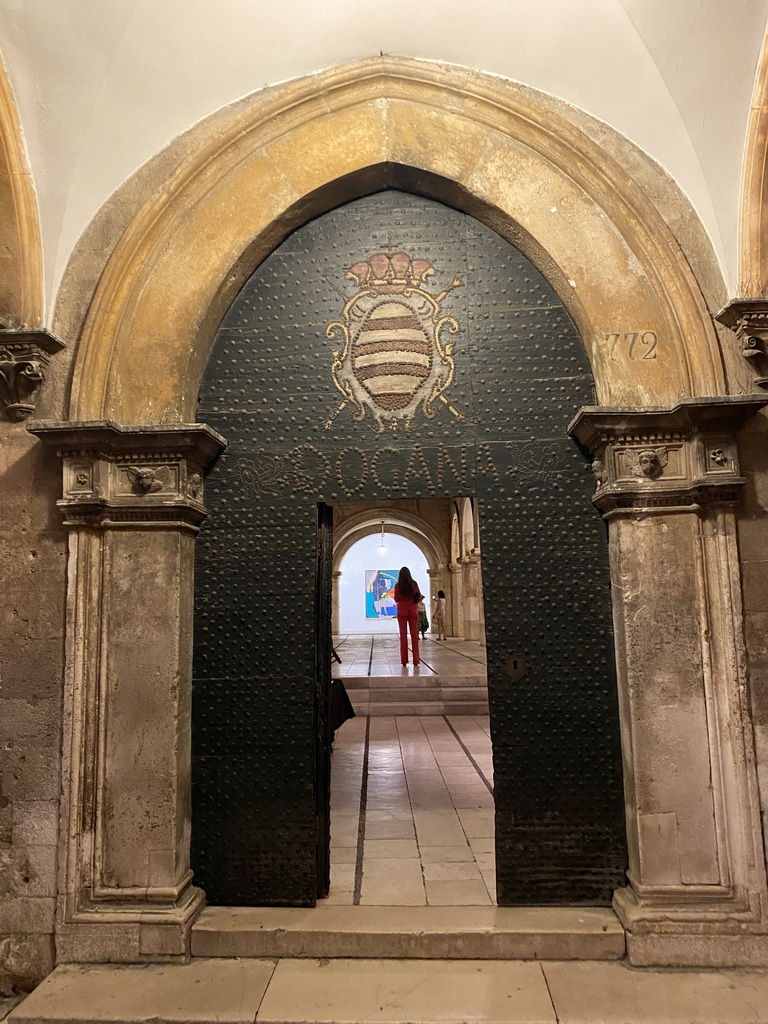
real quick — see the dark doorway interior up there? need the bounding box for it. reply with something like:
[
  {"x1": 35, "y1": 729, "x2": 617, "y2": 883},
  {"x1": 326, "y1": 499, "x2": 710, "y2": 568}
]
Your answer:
[{"x1": 191, "y1": 189, "x2": 627, "y2": 907}]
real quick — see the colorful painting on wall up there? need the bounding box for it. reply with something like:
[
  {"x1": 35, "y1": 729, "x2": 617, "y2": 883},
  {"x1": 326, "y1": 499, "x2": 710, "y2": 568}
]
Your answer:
[{"x1": 365, "y1": 569, "x2": 398, "y2": 618}]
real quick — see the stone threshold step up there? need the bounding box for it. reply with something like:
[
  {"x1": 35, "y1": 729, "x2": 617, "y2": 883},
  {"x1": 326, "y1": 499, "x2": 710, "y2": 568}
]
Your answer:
[
  {"x1": 353, "y1": 705, "x2": 491, "y2": 716},
  {"x1": 191, "y1": 905, "x2": 624, "y2": 960},
  {"x1": 352, "y1": 703, "x2": 490, "y2": 715}
]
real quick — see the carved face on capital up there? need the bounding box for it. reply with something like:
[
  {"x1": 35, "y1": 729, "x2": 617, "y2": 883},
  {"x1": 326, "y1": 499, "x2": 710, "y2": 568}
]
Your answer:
[
  {"x1": 126, "y1": 465, "x2": 167, "y2": 494},
  {"x1": 629, "y1": 447, "x2": 668, "y2": 480}
]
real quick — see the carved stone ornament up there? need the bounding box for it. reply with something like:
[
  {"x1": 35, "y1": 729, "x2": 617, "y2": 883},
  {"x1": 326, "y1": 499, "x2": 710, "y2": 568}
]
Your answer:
[
  {"x1": 126, "y1": 465, "x2": 168, "y2": 494},
  {"x1": 569, "y1": 396, "x2": 768, "y2": 515},
  {"x1": 0, "y1": 328, "x2": 65, "y2": 421},
  {"x1": 715, "y1": 299, "x2": 768, "y2": 388},
  {"x1": 626, "y1": 446, "x2": 668, "y2": 480},
  {"x1": 187, "y1": 472, "x2": 203, "y2": 499},
  {"x1": 27, "y1": 420, "x2": 226, "y2": 531}
]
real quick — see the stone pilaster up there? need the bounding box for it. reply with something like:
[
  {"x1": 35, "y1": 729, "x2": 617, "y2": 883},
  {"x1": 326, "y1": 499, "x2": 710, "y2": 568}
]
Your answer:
[
  {"x1": 427, "y1": 566, "x2": 449, "y2": 636},
  {"x1": 332, "y1": 571, "x2": 342, "y2": 634},
  {"x1": 459, "y1": 553, "x2": 483, "y2": 641},
  {"x1": 27, "y1": 421, "x2": 226, "y2": 963},
  {"x1": 447, "y1": 563, "x2": 463, "y2": 639},
  {"x1": 570, "y1": 396, "x2": 768, "y2": 967}
]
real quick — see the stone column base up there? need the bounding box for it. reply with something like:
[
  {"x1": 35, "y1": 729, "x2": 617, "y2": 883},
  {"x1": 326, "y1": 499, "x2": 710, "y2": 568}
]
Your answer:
[
  {"x1": 616, "y1": 887, "x2": 768, "y2": 968},
  {"x1": 56, "y1": 886, "x2": 206, "y2": 964}
]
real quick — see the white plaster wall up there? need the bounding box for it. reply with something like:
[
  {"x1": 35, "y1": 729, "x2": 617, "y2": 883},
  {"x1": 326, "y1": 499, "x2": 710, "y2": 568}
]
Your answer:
[
  {"x1": 1, "y1": 0, "x2": 766, "y2": 311},
  {"x1": 338, "y1": 533, "x2": 428, "y2": 634}
]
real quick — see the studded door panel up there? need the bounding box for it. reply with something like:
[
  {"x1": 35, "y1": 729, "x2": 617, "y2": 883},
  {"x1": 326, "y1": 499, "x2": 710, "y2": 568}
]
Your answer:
[{"x1": 194, "y1": 191, "x2": 626, "y2": 905}]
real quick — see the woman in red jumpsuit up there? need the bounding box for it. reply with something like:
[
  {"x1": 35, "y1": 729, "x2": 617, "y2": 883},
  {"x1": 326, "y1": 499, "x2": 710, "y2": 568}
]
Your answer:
[{"x1": 394, "y1": 566, "x2": 422, "y2": 666}]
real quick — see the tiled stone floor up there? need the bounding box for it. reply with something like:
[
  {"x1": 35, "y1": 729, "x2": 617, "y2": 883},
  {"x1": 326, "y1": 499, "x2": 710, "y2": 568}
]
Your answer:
[
  {"x1": 329, "y1": 713, "x2": 495, "y2": 906},
  {"x1": 333, "y1": 633, "x2": 488, "y2": 679},
  {"x1": 10, "y1": 958, "x2": 768, "y2": 1023}
]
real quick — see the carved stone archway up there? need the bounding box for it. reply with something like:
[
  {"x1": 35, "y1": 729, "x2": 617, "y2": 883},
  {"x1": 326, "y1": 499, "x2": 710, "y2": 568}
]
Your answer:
[{"x1": 32, "y1": 57, "x2": 768, "y2": 967}]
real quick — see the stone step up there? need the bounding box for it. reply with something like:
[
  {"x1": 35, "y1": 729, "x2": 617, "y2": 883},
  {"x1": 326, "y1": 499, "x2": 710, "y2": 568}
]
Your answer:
[
  {"x1": 191, "y1": 905, "x2": 625, "y2": 960},
  {"x1": 366, "y1": 687, "x2": 444, "y2": 701},
  {"x1": 350, "y1": 701, "x2": 490, "y2": 716},
  {"x1": 356, "y1": 702, "x2": 450, "y2": 715},
  {"x1": 339, "y1": 675, "x2": 487, "y2": 690}
]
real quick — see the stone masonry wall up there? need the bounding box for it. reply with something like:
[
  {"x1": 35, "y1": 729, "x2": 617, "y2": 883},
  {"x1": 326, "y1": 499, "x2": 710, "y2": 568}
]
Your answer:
[{"x1": 0, "y1": 389, "x2": 67, "y2": 992}]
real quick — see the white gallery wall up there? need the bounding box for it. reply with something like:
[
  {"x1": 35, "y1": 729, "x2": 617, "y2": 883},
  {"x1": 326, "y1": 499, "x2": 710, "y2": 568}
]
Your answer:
[{"x1": 338, "y1": 533, "x2": 429, "y2": 634}]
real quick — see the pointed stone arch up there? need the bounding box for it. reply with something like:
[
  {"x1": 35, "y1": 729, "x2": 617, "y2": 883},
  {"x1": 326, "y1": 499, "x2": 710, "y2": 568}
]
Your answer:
[{"x1": 64, "y1": 57, "x2": 730, "y2": 425}]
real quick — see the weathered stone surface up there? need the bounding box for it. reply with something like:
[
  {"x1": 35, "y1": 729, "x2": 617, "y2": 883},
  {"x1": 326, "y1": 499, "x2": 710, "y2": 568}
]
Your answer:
[
  {"x1": 6, "y1": 959, "x2": 276, "y2": 1023},
  {"x1": 0, "y1": 846, "x2": 56, "y2": 899},
  {"x1": 0, "y1": 422, "x2": 65, "y2": 995},
  {"x1": 0, "y1": 935, "x2": 54, "y2": 995}
]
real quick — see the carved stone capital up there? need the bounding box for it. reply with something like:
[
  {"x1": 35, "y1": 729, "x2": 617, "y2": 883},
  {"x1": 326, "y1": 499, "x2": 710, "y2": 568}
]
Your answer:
[
  {"x1": 716, "y1": 299, "x2": 768, "y2": 388},
  {"x1": 569, "y1": 396, "x2": 768, "y2": 515},
  {"x1": 27, "y1": 420, "x2": 227, "y2": 530},
  {"x1": 0, "y1": 328, "x2": 65, "y2": 420}
]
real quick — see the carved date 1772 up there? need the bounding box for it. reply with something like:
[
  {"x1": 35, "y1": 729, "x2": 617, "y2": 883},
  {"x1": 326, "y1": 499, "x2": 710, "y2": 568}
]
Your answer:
[{"x1": 604, "y1": 331, "x2": 658, "y2": 360}]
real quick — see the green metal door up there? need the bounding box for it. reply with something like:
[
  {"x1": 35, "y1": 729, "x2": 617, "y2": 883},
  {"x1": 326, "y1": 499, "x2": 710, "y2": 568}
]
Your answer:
[{"x1": 192, "y1": 190, "x2": 626, "y2": 905}]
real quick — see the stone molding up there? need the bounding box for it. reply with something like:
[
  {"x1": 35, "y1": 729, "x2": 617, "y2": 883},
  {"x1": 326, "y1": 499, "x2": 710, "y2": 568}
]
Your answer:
[
  {"x1": 716, "y1": 299, "x2": 768, "y2": 389},
  {"x1": 28, "y1": 420, "x2": 226, "y2": 531},
  {"x1": 569, "y1": 396, "x2": 768, "y2": 516},
  {"x1": 0, "y1": 329, "x2": 64, "y2": 421}
]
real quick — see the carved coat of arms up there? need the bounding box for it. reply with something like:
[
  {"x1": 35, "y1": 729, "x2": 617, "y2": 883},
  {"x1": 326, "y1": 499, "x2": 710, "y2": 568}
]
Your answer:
[{"x1": 325, "y1": 250, "x2": 464, "y2": 432}]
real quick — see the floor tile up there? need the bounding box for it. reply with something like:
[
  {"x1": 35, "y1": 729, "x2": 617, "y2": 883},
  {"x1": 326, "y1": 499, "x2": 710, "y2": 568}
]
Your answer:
[
  {"x1": 364, "y1": 839, "x2": 419, "y2": 859},
  {"x1": 457, "y1": 810, "x2": 495, "y2": 839},
  {"x1": 255, "y1": 958, "x2": 556, "y2": 1023},
  {"x1": 419, "y1": 844, "x2": 475, "y2": 863},
  {"x1": 542, "y1": 961, "x2": 768, "y2": 1023},
  {"x1": 360, "y1": 857, "x2": 426, "y2": 906},
  {"x1": 331, "y1": 846, "x2": 358, "y2": 864},
  {"x1": 9, "y1": 960, "x2": 275, "y2": 1023},
  {"x1": 365, "y1": 818, "x2": 416, "y2": 840},
  {"x1": 423, "y1": 860, "x2": 483, "y2": 881},
  {"x1": 469, "y1": 836, "x2": 495, "y2": 854},
  {"x1": 325, "y1": 889, "x2": 354, "y2": 905},
  {"x1": 426, "y1": 879, "x2": 493, "y2": 905},
  {"x1": 330, "y1": 864, "x2": 356, "y2": 890}
]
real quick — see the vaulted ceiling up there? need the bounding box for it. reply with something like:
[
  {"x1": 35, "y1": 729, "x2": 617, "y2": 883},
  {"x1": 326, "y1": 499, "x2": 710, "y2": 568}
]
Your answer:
[{"x1": 1, "y1": 0, "x2": 766, "y2": 309}]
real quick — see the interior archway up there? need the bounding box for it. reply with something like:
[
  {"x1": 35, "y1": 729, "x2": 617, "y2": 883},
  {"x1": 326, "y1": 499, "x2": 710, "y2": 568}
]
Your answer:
[{"x1": 30, "y1": 55, "x2": 767, "y2": 969}]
